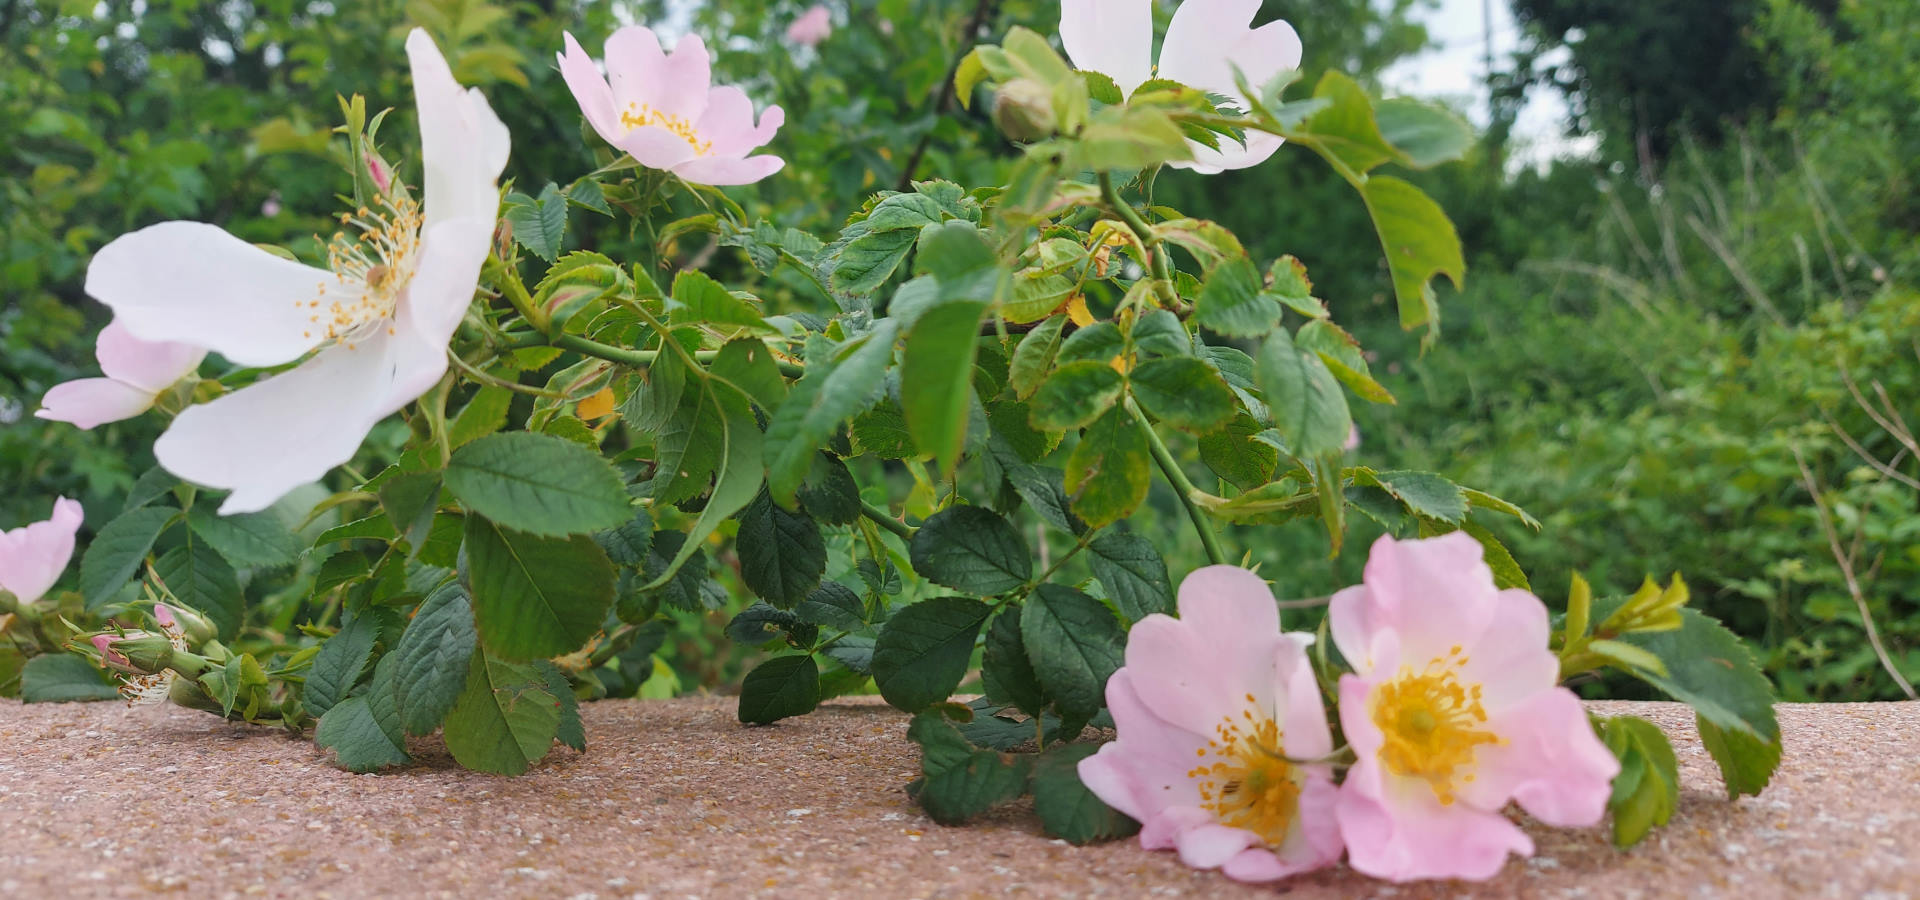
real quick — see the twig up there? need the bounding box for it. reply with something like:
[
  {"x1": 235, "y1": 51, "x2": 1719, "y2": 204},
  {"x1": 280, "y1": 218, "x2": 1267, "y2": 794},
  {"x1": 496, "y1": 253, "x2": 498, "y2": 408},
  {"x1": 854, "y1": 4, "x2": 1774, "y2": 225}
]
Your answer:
[
  {"x1": 1128, "y1": 400, "x2": 1227, "y2": 567},
  {"x1": 1684, "y1": 213, "x2": 1787, "y2": 328},
  {"x1": 1791, "y1": 446, "x2": 1917, "y2": 700},
  {"x1": 896, "y1": 0, "x2": 997, "y2": 191}
]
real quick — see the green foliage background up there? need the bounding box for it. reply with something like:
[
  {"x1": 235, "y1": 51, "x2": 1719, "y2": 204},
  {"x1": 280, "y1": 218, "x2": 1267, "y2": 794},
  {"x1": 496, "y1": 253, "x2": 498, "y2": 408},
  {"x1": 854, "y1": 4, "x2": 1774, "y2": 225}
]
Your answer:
[{"x1": 3, "y1": 0, "x2": 1915, "y2": 702}]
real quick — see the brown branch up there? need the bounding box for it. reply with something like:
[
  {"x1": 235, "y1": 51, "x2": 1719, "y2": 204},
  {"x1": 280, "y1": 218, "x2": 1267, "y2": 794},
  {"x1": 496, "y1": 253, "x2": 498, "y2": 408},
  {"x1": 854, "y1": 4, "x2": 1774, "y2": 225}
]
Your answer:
[
  {"x1": 1791, "y1": 446, "x2": 1918, "y2": 700},
  {"x1": 895, "y1": 0, "x2": 996, "y2": 192}
]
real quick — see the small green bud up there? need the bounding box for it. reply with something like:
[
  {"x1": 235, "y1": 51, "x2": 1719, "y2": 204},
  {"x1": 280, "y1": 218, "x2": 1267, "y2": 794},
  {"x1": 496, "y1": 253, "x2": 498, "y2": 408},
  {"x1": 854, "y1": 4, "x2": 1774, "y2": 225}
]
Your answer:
[{"x1": 993, "y1": 78, "x2": 1057, "y2": 142}]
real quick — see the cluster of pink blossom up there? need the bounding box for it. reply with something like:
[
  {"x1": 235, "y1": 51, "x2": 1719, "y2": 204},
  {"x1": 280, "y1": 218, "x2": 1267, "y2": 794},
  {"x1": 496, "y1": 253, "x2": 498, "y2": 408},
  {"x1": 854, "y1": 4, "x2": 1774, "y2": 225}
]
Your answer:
[{"x1": 1081, "y1": 532, "x2": 1620, "y2": 883}]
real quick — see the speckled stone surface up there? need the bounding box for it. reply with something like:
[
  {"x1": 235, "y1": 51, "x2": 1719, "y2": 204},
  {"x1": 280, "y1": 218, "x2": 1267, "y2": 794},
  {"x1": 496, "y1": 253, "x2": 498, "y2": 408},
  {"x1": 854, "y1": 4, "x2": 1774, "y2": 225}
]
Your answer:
[{"x1": 0, "y1": 697, "x2": 1913, "y2": 899}]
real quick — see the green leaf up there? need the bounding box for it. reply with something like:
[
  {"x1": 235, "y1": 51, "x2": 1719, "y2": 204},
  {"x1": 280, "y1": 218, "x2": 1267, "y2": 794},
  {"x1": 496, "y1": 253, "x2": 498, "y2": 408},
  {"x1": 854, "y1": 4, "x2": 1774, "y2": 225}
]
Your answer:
[
  {"x1": 1286, "y1": 71, "x2": 1400, "y2": 177},
  {"x1": 1254, "y1": 327, "x2": 1352, "y2": 459},
  {"x1": 391, "y1": 582, "x2": 478, "y2": 736},
  {"x1": 736, "y1": 491, "x2": 827, "y2": 609},
  {"x1": 737, "y1": 655, "x2": 822, "y2": 725},
  {"x1": 1033, "y1": 743, "x2": 1140, "y2": 844},
  {"x1": 1129, "y1": 357, "x2": 1236, "y2": 433},
  {"x1": 1461, "y1": 519, "x2": 1531, "y2": 592},
  {"x1": 797, "y1": 453, "x2": 862, "y2": 525},
  {"x1": 998, "y1": 456, "x2": 1086, "y2": 535},
  {"x1": 727, "y1": 603, "x2": 800, "y2": 646},
  {"x1": 1030, "y1": 361, "x2": 1124, "y2": 432},
  {"x1": 462, "y1": 517, "x2": 616, "y2": 661},
  {"x1": 504, "y1": 183, "x2": 567, "y2": 262},
  {"x1": 1362, "y1": 174, "x2": 1465, "y2": 332},
  {"x1": 865, "y1": 192, "x2": 945, "y2": 231},
  {"x1": 1021, "y1": 584, "x2": 1124, "y2": 724},
  {"x1": 187, "y1": 508, "x2": 300, "y2": 569},
  {"x1": 449, "y1": 385, "x2": 514, "y2": 449},
  {"x1": 644, "y1": 381, "x2": 763, "y2": 595},
  {"x1": 1601, "y1": 715, "x2": 1678, "y2": 848},
  {"x1": 123, "y1": 466, "x2": 180, "y2": 513},
  {"x1": 1087, "y1": 532, "x2": 1173, "y2": 621},
  {"x1": 708, "y1": 338, "x2": 788, "y2": 411},
  {"x1": 445, "y1": 431, "x2": 631, "y2": 538},
  {"x1": 981, "y1": 605, "x2": 1046, "y2": 717},
  {"x1": 669, "y1": 270, "x2": 766, "y2": 330},
  {"x1": 909, "y1": 506, "x2": 1032, "y2": 596},
  {"x1": 872, "y1": 596, "x2": 992, "y2": 711},
  {"x1": 765, "y1": 326, "x2": 895, "y2": 505},
  {"x1": 1356, "y1": 469, "x2": 1468, "y2": 524},
  {"x1": 832, "y1": 228, "x2": 917, "y2": 295},
  {"x1": 1199, "y1": 413, "x2": 1279, "y2": 491},
  {"x1": 79, "y1": 506, "x2": 177, "y2": 604},
  {"x1": 795, "y1": 581, "x2": 867, "y2": 632},
  {"x1": 823, "y1": 635, "x2": 876, "y2": 675},
  {"x1": 902, "y1": 301, "x2": 988, "y2": 471},
  {"x1": 1295, "y1": 319, "x2": 1394, "y2": 405},
  {"x1": 304, "y1": 612, "x2": 379, "y2": 718},
  {"x1": 315, "y1": 656, "x2": 410, "y2": 773},
  {"x1": 20, "y1": 654, "x2": 119, "y2": 703},
  {"x1": 1374, "y1": 98, "x2": 1474, "y2": 169},
  {"x1": 441, "y1": 650, "x2": 561, "y2": 776},
  {"x1": 1464, "y1": 488, "x2": 1542, "y2": 531},
  {"x1": 906, "y1": 712, "x2": 1033, "y2": 825},
  {"x1": 534, "y1": 659, "x2": 586, "y2": 751},
  {"x1": 1265, "y1": 256, "x2": 1327, "y2": 319},
  {"x1": 1193, "y1": 256, "x2": 1280, "y2": 338},
  {"x1": 1697, "y1": 714, "x2": 1782, "y2": 799},
  {"x1": 151, "y1": 538, "x2": 242, "y2": 640},
  {"x1": 1614, "y1": 608, "x2": 1779, "y2": 748},
  {"x1": 595, "y1": 508, "x2": 654, "y2": 568},
  {"x1": 1009, "y1": 315, "x2": 1069, "y2": 400},
  {"x1": 1065, "y1": 407, "x2": 1151, "y2": 528}
]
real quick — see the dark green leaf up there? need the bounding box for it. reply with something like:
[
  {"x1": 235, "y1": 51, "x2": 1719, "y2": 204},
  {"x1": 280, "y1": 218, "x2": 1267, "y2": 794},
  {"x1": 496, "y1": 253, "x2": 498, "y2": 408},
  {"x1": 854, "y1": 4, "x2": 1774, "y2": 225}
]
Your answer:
[
  {"x1": 1199, "y1": 413, "x2": 1279, "y2": 490},
  {"x1": 151, "y1": 538, "x2": 242, "y2": 640},
  {"x1": 441, "y1": 650, "x2": 561, "y2": 776},
  {"x1": 1194, "y1": 256, "x2": 1280, "y2": 338},
  {"x1": 982, "y1": 605, "x2": 1046, "y2": 717},
  {"x1": 797, "y1": 453, "x2": 862, "y2": 525},
  {"x1": 462, "y1": 517, "x2": 616, "y2": 661},
  {"x1": 187, "y1": 508, "x2": 300, "y2": 569},
  {"x1": 906, "y1": 712, "x2": 1033, "y2": 825},
  {"x1": 1021, "y1": 584, "x2": 1123, "y2": 723},
  {"x1": 315, "y1": 655, "x2": 410, "y2": 773},
  {"x1": 737, "y1": 492, "x2": 827, "y2": 608},
  {"x1": 1697, "y1": 714, "x2": 1781, "y2": 800},
  {"x1": 1614, "y1": 608, "x2": 1778, "y2": 748},
  {"x1": 765, "y1": 326, "x2": 895, "y2": 504},
  {"x1": 902, "y1": 301, "x2": 988, "y2": 471},
  {"x1": 832, "y1": 228, "x2": 917, "y2": 295},
  {"x1": 504, "y1": 183, "x2": 567, "y2": 262},
  {"x1": 20, "y1": 654, "x2": 119, "y2": 703},
  {"x1": 669, "y1": 270, "x2": 766, "y2": 329},
  {"x1": 872, "y1": 596, "x2": 992, "y2": 711},
  {"x1": 79, "y1": 506, "x2": 177, "y2": 604},
  {"x1": 909, "y1": 506, "x2": 1032, "y2": 596},
  {"x1": 1030, "y1": 361, "x2": 1124, "y2": 432},
  {"x1": 391, "y1": 582, "x2": 479, "y2": 736},
  {"x1": 1129, "y1": 357, "x2": 1236, "y2": 433},
  {"x1": 738, "y1": 655, "x2": 822, "y2": 724},
  {"x1": 795, "y1": 582, "x2": 866, "y2": 632},
  {"x1": 595, "y1": 508, "x2": 654, "y2": 568},
  {"x1": 1087, "y1": 532, "x2": 1173, "y2": 621},
  {"x1": 1009, "y1": 315, "x2": 1068, "y2": 400},
  {"x1": 445, "y1": 431, "x2": 631, "y2": 537},
  {"x1": 1254, "y1": 327, "x2": 1351, "y2": 459},
  {"x1": 535, "y1": 660, "x2": 586, "y2": 751},
  {"x1": 1033, "y1": 743, "x2": 1140, "y2": 844},
  {"x1": 304, "y1": 612, "x2": 379, "y2": 719},
  {"x1": 1065, "y1": 407, "x2": 1151, "y2": 528}
]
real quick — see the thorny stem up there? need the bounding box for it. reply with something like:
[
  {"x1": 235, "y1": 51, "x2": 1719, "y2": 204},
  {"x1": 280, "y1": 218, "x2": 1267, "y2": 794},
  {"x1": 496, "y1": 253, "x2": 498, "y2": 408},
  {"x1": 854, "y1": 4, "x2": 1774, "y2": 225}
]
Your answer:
[
  {"x1": 861, "y1": 501, "x2": 916, "y2": 541},
  {"x1": 1128, "y1": 399, "x2": 1228, "y2": 567}
]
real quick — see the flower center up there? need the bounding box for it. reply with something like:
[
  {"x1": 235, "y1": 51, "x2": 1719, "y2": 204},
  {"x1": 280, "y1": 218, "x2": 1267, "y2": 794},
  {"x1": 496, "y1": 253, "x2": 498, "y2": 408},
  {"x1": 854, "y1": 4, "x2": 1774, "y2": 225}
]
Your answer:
[
  {"x1": 298, "y1": 196, "x2": 424, "y2": 345},
  {"x1": 1370, "y1": 647, "x2": 1500, "y2": 805},
  {"x1": 619, "y1": 102, "x2": 712, "y2": 156},
  {"x1": 1188, "y1": 695, "x2": 1300, "y2": 846}
]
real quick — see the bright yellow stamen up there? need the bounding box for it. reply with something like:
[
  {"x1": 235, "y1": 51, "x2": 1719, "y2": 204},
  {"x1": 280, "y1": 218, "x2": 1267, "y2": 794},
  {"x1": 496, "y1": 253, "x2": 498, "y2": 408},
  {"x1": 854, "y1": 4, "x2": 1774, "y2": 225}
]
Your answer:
[
  {"x1": 299, "y1": 195, "x2": 424, "y2": 344},
  {"x1": 620, "y1": 102, "x2": 712, "y2": 156},
  {"x1": 1187, "y1": 697, "x2": 1300, "y2": 846},
  {"x1": 1370, "y1": 648, "x2": 1500, "y2": 805}
]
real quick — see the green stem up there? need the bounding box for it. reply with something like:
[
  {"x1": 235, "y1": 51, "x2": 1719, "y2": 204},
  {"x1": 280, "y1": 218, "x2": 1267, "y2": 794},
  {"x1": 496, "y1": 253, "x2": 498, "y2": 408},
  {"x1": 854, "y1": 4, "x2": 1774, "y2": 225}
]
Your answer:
[
  {"x1": 861, "y1": 501, "x2": 916, "y2": 541},
  {"x1": 1097, "y1": 172, "x2": 1185, "y2": 312},
  {"x1": 502, "y1": 331, "x2": 806, "y2": 378},
  {"x1": 1034, "y1": 530, "x2": 1096, "y2": 586},
  {"x1": 1129, "y1": 399, "x2": 1228, "y2": 567},
  {"x1": 487, "y1": 260, "x2": 546, "y2": 332}
]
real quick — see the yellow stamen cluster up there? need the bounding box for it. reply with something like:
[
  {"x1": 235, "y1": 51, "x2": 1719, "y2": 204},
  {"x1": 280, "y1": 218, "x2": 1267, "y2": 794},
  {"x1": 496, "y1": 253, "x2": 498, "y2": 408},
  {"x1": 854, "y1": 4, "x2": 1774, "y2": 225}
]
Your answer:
[
  {"x1": 298, "y1": 195, "x2": 424, "y2": 343},
  {"x1": 1370, "y1": 646, "x2": 1501, "y2": 805},
  {"x1": 620, "y1": 101, "x2": 712, "y2": 156},
  {"x1": 1188, "y1": 694, "x2": 1301, "y2": 846}
]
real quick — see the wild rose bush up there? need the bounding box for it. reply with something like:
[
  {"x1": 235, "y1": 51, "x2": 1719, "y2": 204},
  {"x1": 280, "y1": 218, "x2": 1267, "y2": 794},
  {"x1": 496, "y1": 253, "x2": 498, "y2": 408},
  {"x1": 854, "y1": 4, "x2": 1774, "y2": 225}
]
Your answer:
[{"x1": 4, "y1": 1, "x2": 1781, "y2": 886}]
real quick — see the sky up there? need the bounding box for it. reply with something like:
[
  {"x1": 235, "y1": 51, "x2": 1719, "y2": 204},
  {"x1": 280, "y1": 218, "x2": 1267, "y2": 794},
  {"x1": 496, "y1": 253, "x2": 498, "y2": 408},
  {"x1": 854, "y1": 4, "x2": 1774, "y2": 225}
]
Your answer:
[{"x1": 1381, "y1": 0, "x2": 1598, "y2": 169}]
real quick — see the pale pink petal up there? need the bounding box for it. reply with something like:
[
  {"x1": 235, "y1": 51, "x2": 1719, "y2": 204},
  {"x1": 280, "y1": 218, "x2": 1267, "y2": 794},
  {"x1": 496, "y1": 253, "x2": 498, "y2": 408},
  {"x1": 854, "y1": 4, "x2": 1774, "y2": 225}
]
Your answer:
[
  {"x1": 1176, "y1": 823, "x2": 1259, "y2": 869},
  {"x1": 1459, "y1": 687, "x2": 1619, "y2": 827},
  {"x1": 1171, "y1": 130, "x2": 1285, "y2": 173},
  {"x1": 407, "y1": 29, "x2": 510, "y2": 229},
  {"x1": 1159, "y1": 0, "x2": 1302, "y2": 103},
  {"x1": 1175, "y1": 564, "x2": 1279, "y2": 637},
  {"x1": 396, "y1": 217, "x2": 495, "y2": 402},
  {"x1": 95, "y1": 320, "x2": 202, "y2": 394},
  {"x1": 154, "y1": 333, "x2": 403, "y2": 514},
  {"x1": 0, "y1": 498, "x2": 84, "y2": 605},
  {"x1": 617, "y1": 124, "x2": 705, "y2": 170},
  {"x1": 1286, "y1": 775, "x2": 1348, "y2": 867},
  {"x1": 1459, "y1": 588, "x2": 1560, "y2": 712},
  {"x1": 669, "y1": 154, "x2": 785, "y2": 186},
  {"x1": 786, "y1": 6, "x2": 833, "y2": 47},
  {"x1": 1137, "y1": 805, "x2": 1212, "y2": 851},
  {"x1": 86, "y1": 221, "x2": 334, "y2": 368},
  {"x1": 1336, "y1": 673, "x2": 1387, "y2": 765},
  {"x1": 1327, "y1": 583, "x2": 1378, "y2": 675},
  {"x1": 1079, "y1": 668, "x2": 1208, "y2": 821},
  {"x1": 154, "y1": 605, "x2": 179, "y2": 629},
  {"x1": 1337, "y1": 755, "x2": 1535, "y2": 882},
  {"x1": 558, "y1": 31, "x2": 624, "y2": 146},
  {"x1": 696, "y1": 87, "x2": 784, "y2": 157},
  {"x1": 652, "y1": 33, "x2": 713, "y2": 125},
  {"x1": 604, "y1": 26, "x2": 673, "y2": 116},
  {"x1": 1060, "y1": 0, "x2": 1154, "y2": 96},
  {"x1": 1357, "y1": 531, "x2": 1500, "y2": 667},
  {"x1": 36, "y1": 378, "x2": 156, "y2": 430}
]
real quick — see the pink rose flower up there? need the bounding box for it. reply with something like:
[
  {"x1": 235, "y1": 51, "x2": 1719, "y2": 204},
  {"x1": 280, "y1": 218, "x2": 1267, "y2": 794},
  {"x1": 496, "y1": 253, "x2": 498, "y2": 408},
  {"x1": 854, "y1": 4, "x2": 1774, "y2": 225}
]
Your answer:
[
  {"x1": 1078, "y1": 566, "x2": 1344, "y2": 882},
  {"x1": 0, "y1": 498, "x2": 84, "y2": 605},
  {"x1": 36, "y1": 321, "x2": 205, "y2": 430},
  {"x1": 1330, "y1": 533, "x2": 1620, "y2": 882},
  {"x1": 557, "y1": 26, "x2": 785, "y2": 186},
  {"x1": 786, "y1": 5, "x2": 832, "y2": 47}
]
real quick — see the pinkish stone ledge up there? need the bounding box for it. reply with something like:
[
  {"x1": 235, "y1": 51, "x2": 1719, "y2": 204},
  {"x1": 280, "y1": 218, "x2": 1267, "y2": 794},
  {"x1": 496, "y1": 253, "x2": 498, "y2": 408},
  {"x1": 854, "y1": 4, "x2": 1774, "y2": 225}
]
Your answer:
[{"x1": 0, "y1": 697, "x2": 1913, "y2": 899}]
